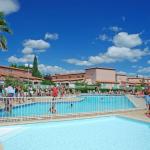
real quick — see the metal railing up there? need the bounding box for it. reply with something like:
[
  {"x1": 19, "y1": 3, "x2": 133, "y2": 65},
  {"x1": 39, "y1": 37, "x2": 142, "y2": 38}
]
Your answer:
[{"x1": 0, "y1": 95, "x2": 136, "y2": 123}]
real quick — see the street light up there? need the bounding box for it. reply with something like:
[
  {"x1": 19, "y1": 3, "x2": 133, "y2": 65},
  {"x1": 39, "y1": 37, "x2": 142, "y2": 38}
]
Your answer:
[
  {"x1": 25, "y1": 64, "x2": 33, "y2": 97},
  {"x1": 25, "y1": 63, "x2": 33, "y2": 85}
]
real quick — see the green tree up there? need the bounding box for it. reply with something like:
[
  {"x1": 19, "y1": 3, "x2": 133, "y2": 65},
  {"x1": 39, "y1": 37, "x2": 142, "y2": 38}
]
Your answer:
[
  {"x1": 5, "y1": 76, "x2": 24, "y2": 88},
  {"x1": 0, "y1": 12, "x2": 12, "y2": 50},
  {"x1": 10, "y1": 64, "x2": 17, "y2": 68},
  {"x1": 41, "y1": 79, "x2": 55, "y2": 85},
  {"x1": 10, "y1": 64, "x2": 32, "y2": 72},
  {"x1": 75, "y1": 81, "x2": 88, "y2": 86},
  {"x1": 32, "y1": 55, "x2": 42, "y2": 77}
]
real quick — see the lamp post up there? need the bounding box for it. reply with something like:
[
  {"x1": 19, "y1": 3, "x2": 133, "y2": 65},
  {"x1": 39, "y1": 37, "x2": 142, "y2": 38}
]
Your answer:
[
  {"x1": 25, "y1": 63, "x2": 33, "y2": 84},
  {"x1": 25, "y1": 64, "x2": 33, "y2": 95}
]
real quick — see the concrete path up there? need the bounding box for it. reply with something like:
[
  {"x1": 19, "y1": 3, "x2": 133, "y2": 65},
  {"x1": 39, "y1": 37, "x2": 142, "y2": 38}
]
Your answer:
[
  {"x1": 126, "y1": 94, "x2": 146, "y2": 109},
  {"x1": 119, "y1": 109, "x2": 150, "y2": 123}
]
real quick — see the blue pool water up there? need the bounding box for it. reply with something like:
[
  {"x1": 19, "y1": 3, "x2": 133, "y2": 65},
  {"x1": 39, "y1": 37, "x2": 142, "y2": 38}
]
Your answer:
[
  {"x1": 0, "y1": 116, "x2": 150, "y2": 150},
  {"x1": 0, "y1": 95, "x2": 135, "y2": 117}
]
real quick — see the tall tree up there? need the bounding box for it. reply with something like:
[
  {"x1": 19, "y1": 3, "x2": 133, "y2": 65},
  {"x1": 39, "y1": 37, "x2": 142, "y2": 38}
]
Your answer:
[
  {"x1": 0, "y1": 12, "x2": 12, "y2": 50},
  {"x1": 32, "y1": 55, "x2": 42, "y2": 77}
]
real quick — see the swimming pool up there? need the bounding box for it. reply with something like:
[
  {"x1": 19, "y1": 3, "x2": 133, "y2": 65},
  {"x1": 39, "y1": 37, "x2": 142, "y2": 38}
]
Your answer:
[
  {"x1": 0, "y1": 116, "x2": 150, "y2": 150},
  {"x1": 0, "y1": 95, "x2": 135, "y2": 117}
]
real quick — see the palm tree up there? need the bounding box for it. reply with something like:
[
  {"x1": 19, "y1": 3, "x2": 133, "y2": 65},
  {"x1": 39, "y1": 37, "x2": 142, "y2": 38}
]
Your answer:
[{"x1": 0, "y1": 12, "x2": 12, "y2": 50}]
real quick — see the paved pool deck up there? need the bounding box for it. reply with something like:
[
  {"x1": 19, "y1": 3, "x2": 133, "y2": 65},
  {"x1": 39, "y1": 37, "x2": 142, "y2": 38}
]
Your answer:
[
  {"x1": 126, "y1": 94, "x2": 146, "y2": 109},
  {"x1": 0, "y1": 108, "x2": 149, "y2": 126},
  {"x1": 118, "y1": 109, "x2": 150, "y2": 122}
]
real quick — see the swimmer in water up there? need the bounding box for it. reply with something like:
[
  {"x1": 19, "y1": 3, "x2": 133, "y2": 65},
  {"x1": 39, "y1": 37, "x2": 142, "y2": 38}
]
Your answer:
[{"x1": 71, "y1": 103, "x2": 73, "y2": 107}]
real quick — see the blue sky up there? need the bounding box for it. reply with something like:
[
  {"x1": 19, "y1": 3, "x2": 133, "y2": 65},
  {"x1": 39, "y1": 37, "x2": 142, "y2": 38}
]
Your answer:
[{"x1": 0, "y1": 0, "x2": 150, "y2": 76}]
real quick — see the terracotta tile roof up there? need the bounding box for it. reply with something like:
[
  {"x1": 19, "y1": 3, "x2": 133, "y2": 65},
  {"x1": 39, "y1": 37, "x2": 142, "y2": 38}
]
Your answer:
[
  {"x1": 0, "y1": 72, "x2": 42, "y2": 81},
  {"x1": 0, "y1": 65, "x2": 29, "y2": 72}
]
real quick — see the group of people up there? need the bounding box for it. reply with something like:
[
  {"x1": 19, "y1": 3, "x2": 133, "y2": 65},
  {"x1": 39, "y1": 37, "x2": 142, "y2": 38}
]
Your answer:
[
  {"x1": 0, "y1": 84, "x2": 76, "y2": 98},
  {"x1": 0, "y1": 85, "x2": 26, "y2": 98},
  {"x1": 0, "y1": 85, "x2": 15, "y2": 113}
]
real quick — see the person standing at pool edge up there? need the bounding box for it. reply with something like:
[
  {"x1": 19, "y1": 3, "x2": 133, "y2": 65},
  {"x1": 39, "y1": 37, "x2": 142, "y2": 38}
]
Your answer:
[
  {"x1": 50, "y1": 85, "x2": 58, "y2": 113},
  {"x1": 52, "y1": 85, "x2": 58, "y2": 99},
  {"x1": 144, "y1": 92, "x2": 150, "y2": 116}
]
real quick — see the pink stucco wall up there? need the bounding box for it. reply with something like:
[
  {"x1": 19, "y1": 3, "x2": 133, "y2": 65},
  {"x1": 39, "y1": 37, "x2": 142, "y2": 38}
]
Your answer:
[
  {"x1": 0, "y1": 67, "x2": 32, "y2": 77},
  {"x1": 128, "y1": 77, "x2": 142, "y2": 84},
  {"x1": 85, "y1": 69, "x2": 96, "y2": 84},
  {"x1": 85, "y1": 68, "x2": 116, "y2": 84},
  {"x1": 116, "y1": 74, "x2": 127, "y2": 84},
  {"x1": 95, "y1": 69, "x2": 116, "y2": 82},
  {"x1": 145, "y1": 78, "x2": 150, "y2": 84}
]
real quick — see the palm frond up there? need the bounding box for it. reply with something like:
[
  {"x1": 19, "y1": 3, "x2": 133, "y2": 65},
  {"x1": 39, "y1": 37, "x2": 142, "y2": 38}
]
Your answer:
[
  {"x1": 0, "y1": 26, "x2": 12, "y2": 34},
  {"x1": 0, "y1": 11, "x2": 12, "y2": 50},
  {"x1": 0, "y1": 35, "x2": 7, "y2": 50},
  {"x1": 0, "y1": 19, "x2": 7, "y2": 26}
]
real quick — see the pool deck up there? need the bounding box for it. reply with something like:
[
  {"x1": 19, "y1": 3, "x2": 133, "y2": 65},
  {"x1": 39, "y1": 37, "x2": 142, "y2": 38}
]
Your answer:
[
  {"x1": 0, "y1": 108, "x2": 149, "y2": 126},
  {"x1": 126, "y1": 94, "x2": 146, "y2": 109},
  {"x1": 118, "y1": 109, "x2": 150, "y2": 122}
]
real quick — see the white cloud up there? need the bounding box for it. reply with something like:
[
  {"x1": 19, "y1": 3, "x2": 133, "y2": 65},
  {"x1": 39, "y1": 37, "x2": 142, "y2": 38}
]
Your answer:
[
  {"x1": 8, "y1": 56, "x2": 19, "y2": 64},
  {"x1": 138, "y1": 67, "x2": 150, "y2": 73},
  {"x1": 64, "y1": 58, "x2": 92, "y2": 66},
  {"x1": 147, "y1": 60, "x2": 150, "y2": 64},
  {"x1": 8, "y1": 54, "x2": 35, "y2": 64},
  {"x1": 97, "y1": 34, "x2": 111, "y2": 41},
  {"x1": 65, "y1": 46, "x2": 149, "y2": 66},
  {"x1": 113, "y1": 32, "x2": 142, "y2": 48},
  {"x1": 45, "y1": 33, "x2": 59, "y2": 40},
  {"x1": 137, "y1": 74, "x2": 144, "y2": 78},
  {"x1": 0, "y1": 0, "x2": 20, "y2": 15},
  {"x1": 109, "y1": 26, "x2": 122, "y2": 32},
  {"x1": 38, "y1": 64, "x2": 83, "y2": 75},
  {"x1": 23, "y1": 39, "x2": 50, "y2": 50},
  {"x1": 22, "y1": 47, "x2": 33, "y2": 54},
  {"x1": 104, "y1": 46, "x2": 147, "y2": 62}
]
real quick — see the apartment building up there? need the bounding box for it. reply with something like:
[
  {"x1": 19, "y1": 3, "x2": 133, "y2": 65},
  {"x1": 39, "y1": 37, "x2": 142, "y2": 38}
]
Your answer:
[
  {"x1": 0, "y1": 66, "x2": 42, "y2": 84},
  {"x1": 51, "y1": 67, "x2": 150, "y2": 89}
]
